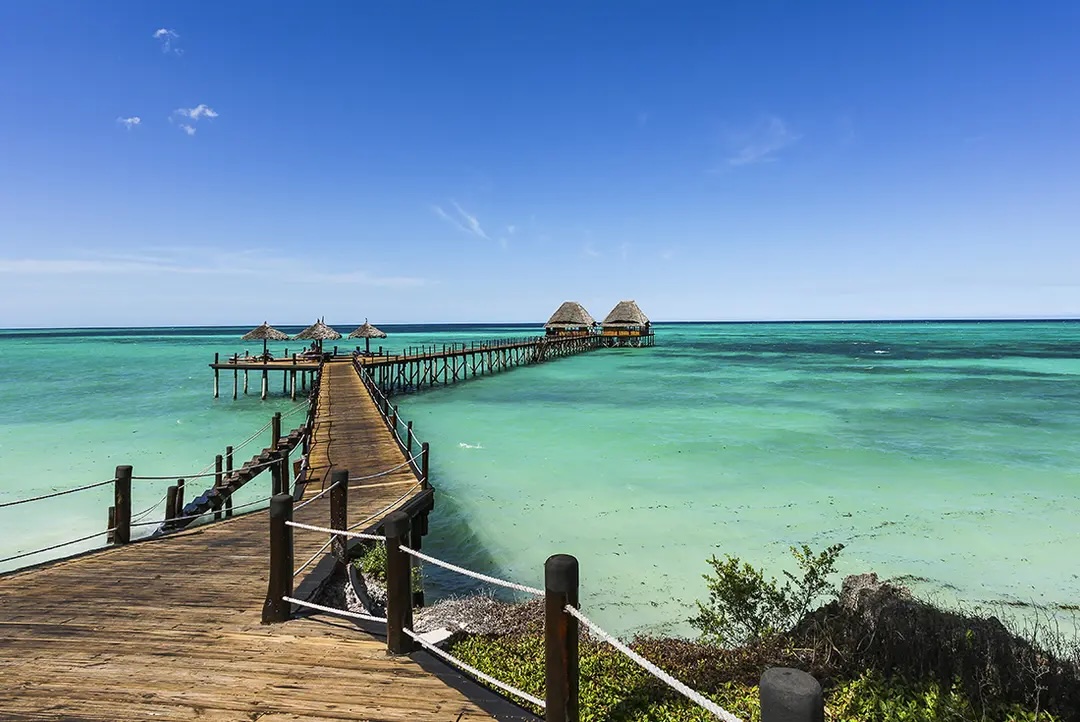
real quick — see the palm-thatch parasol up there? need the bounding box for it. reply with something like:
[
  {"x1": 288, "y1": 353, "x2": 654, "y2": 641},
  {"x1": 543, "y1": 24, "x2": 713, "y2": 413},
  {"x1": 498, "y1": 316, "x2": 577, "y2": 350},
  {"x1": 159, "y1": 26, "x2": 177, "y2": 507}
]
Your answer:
[
  {"x1": 545, "y1": 301, "x2": 595, "y2": 333},
  {"x1": 601, "y1": 300, "x2": 650, "y2": 329},
  {"x1": 292, "y1": 317, "x2": 342, "y2": 352},
  {"x1": 241, "y1": 322, "x2": 289, "y2": 359},
  {"x1": 347, "y1": 319, "x2": 388, "y2": 353}
]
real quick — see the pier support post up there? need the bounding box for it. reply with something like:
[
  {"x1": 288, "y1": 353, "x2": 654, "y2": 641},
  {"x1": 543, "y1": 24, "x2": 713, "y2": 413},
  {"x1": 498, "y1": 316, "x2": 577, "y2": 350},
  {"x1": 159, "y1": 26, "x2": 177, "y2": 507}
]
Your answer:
[
  {"x1": 165, "y1": 486, "x2": 177, "y2": 522},
  {"x1": 262, "y1": 493, "x2": 294, "y2": 624},
  {"x1": 261, "y1": 369, "x2": 268, "y2": 400},
  {"x1": 545, "y1": 554, "x2": 579, "y2": 722},
  {"x1": 759, "y1": 668, "x2": 824, "y2": 722},
  {"x1": 213, "y1": 353, "x2": 219, "y2": 398},
  {"x1": 270, "y1": 451, "x2": 284, "y2": 496},
  {"x1": 421, "y1": 442, "x2": 430, "y2": 489},
  {"x1": 290, "y1": 369, "x2": 296, "y2": 401},
  {"x1": 226, "y1": 446, "x2": 234, "y2": 474},
  {"x1": 233, "y1": 369, "x2": 238, "y2": 400},
  {"x1": 406, "y1": 421, "x2": 414, "y2": 456},
  {"x1": 329, "y1": 469, "x2": 349, "y2": 576},
  {"x1": 213, "y1": 455, "x2": 224, "y2": 521},
  {"x1": 113, "y1": 465, "x2": 132, "y2": 545},
  {"x1": 175, "y1": 478, "x2": 185, "y2": 518},
  {"x1": 384, "y1": 511, "x2": 415, "y2": 654},
  {"x1": 244, "y1": 369, "x2": 249, "y2": 395},
  {"x1": 272, "y1": 412, "x2": 282, "y2": 450},
  {"x1": 280, "y1": 445, "x2": 291, "y2": 496}
]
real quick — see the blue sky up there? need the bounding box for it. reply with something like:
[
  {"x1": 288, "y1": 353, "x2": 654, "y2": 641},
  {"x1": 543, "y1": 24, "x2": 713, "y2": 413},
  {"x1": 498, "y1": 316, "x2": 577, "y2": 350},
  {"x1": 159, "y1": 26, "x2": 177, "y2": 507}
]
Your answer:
[{"x1": 1, "y1": 2, "x2": 1078, "y2": 326}]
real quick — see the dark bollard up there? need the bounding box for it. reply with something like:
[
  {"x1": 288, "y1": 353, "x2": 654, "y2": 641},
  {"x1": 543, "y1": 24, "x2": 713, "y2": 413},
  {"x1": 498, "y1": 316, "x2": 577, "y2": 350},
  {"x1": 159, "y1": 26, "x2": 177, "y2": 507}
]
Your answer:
[
  {"x1": 545, "y1": 554, "x2": 579, "y2": 722},
  {"x1": 329, "y1": 469, "x2": 349, "y2": 575},
  {"x1": 760, "y1": 668, "x2": 824, "y2": 722},
  {"x1": 384, "y1": 511, "x2": 415, "y2": 654},
  {"x1": 261, "y1": 493, "x2": 294, "y2": 624},
  {"x1": 113, "y1": 465, "x2": 132, "y2": 545}
]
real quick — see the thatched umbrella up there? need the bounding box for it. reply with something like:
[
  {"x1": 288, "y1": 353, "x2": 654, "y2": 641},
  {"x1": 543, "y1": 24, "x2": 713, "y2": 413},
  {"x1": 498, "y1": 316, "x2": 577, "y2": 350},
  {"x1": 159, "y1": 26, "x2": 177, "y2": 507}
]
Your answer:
[
  {"x1": 545, "y1": 301, "x2": 595, "y2": 334},
  {"x1": 348, "y1": 319, "x2": 388, "y2": 354},
  {"x1": 293, "y1": 317, "x2": 342, "y2": 352},
  {"x1": 241, "y1": 322, "x2": 289, "y2": 359},
  {"x1": 601, "y1": 300, "x2": 650, "y2": 330}
]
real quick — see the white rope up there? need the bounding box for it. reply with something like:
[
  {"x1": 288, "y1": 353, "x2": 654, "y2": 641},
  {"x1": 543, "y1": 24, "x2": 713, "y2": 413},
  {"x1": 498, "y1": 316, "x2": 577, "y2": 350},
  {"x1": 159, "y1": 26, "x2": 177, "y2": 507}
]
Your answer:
[
  {"x1": 130, "y1": 493, "x2": 275, "y2": 527},
  {"x1": 131, "y1": 490, "x2": 171, "y2": 522},
  {"x1": 131, "y1": 453, "x2": 283, "y2": 481},
  {"x1": 0, "y1": 528, "x2": 116, "y2": 565},
  {"x1": 284, "y1": 596, "x2": 388, "y2": 624},
  {"x1": 403, "y1": 627, "x2": 545, "y2": 709},
  {"x1": 348, "y1": 454, "x2": 420, "y2": 483},
  {"x1": 398, "y1": 545, "x2": 543, "y2": 596},
  {"x1": 563, "y1": 605, "x2": 743, "y2": 722},
  {"x1": 0, "y1": 478, "x2": 116, "y2": 509},
  {"x1": 294, "y1": 480, "x2": 339, "y2": 510},
  {"x1": 285, "y1": 521, "x2": 385, "y2": 542}
]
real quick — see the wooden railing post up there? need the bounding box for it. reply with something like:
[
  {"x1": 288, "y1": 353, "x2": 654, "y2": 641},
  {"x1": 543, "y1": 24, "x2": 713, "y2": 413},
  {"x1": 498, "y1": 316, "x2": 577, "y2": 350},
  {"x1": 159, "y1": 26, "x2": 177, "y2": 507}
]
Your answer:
[
  {"x1": 279, "y1": 444, "x2": 290, "y2": 498},
  {"x1": 271, "y1": 412, "x2": 282, "y2": 450},
  {"x1": 262, "y1": 493, "x2": 294, "y2": 624},
  {"x1": 545, "y1": 554, "x2": 579, "y2": 722},
  {"x1": 391, "y1": 405, "x2": 398, "y2": 431},
  {"x1": 329, "y1": 469, "x2": 349, "y2": 575},
  {"x1": 760, "y1": 668, "x2": 824, "y2": 722},
  {"x1": 406, "y1": 421, "x2": 414, "y2": 456},
  {"x1": 384, "y1": 510, "x2": 415, "y2": 654},
  {"x1": 421, "y1": 442, "x2": 430, "y2": 488},
  {"x1": 213, "y1": 454, "x2": 224, "y2": 521},
  {"x1": 165, "y1": 485, "x2": 178, "y2": 522},
  {"x1": 270, "y1": 451, "x2": 284, "y2": 496},
  {"x1": 225, "y1": 445, "x2": 234, "y2": 474},
  {"x1": 175, "y1": 478, "x2": 185, "y2": 518},
  {"x1": 113, "y1": 465, "x2": 132, "y2": 545}
]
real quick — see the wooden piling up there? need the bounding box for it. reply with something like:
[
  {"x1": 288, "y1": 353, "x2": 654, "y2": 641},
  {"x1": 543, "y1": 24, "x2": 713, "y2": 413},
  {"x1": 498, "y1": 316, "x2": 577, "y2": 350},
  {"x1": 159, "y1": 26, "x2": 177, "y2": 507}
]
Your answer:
[
  {"x1": 113, "y1": 465, "x2": 132, "y2": 545},
  {"x1": 421, "y1": 442, "x2": 430, "y2": 489},
  {"x1": 384, "y1": 511, "x2": 415, "y2": 654},
  {"x1": 165, "y1": 486, "x2": 177, "y2": 521},
  {"x1": 175, "y1": 478, "x2": 185, "y2": 519},
  {"x1": 329, "y1": 469, "x2": 349, "y2": 575},
  {"x1": 261, "y1": 369, "x2": 268, "y2": 400},
  {"x1": 106, "y1": 506, "x2": 115, "y2": 544},
  {"x1": 270, "y1": 451, "x2": 283, "y2": 496},
  {"x1": 213, "y1": 455, "x2": 224, "y2": 521},
  {"x1": 213, "y1": 353, "x2": 220, "y2": 398},
  {"x1": 406, "y1": 421, "x2": 414, "y2": 456},
  {"x1": 244, "y1": 369, "x2": 249, "y2": 395},
  {"x1": 225, "y1": 446, "x2": 233, "y2": 474},
  {"x1": 261, "y1": 493, "x2": 294, "y2": 624},
  {"x1": 233, "y1": 369, "x2": 238, "y2": 400},
  {"x1": 272, "y1": 412, "x2": 282, "y2": 450},
  {"x1": 290, "y1": 369, "x2": 296, "y2": 401},
  {"x1": 545, "y1": 554, "x2": 579, "y2": 722}
]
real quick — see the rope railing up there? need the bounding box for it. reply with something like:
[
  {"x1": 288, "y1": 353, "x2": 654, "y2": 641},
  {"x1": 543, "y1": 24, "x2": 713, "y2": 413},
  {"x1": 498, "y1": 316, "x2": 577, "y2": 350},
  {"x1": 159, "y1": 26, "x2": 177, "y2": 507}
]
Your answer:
[
  {"x1": 563, "y1": 605, "x2": 742, "y2": 722},
  {"x1": 398, "y1": 544, "x2": 543, "y2": 596},
  {"x1": 402, "y1": 626, "x2": 546, "y2": 709},
  {"x1": 0, "y1": 527, "x2": 116, "y2": 565},
  {"x1": 130, "y1": 493, "x2": 275, "y2": 527},
  {"x1": 285, "y1": 520, "x2": 385, "y2": 542},
  {"x1": 347, "y1": 454, "x2": 421, "y2": 484},
  {"x1": 284, "y1": 596, "x2": 388, "y2": 624},
  {"x1": 293, "y1": 480, "x2": 339, "y2": 511},
  {"x1": 130, "y1": 454, "x2": 282, "y2": 481},
  {"x1": 0, "y1": 477, "x2": 116, "y2": 509}
]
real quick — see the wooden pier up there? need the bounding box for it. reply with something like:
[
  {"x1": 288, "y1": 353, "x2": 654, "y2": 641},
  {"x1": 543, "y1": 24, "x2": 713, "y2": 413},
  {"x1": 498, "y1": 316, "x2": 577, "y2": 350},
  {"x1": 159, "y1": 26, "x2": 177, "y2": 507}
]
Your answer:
[{"x1": 0, "y1": 353, "x2": 533, "y2": 720}]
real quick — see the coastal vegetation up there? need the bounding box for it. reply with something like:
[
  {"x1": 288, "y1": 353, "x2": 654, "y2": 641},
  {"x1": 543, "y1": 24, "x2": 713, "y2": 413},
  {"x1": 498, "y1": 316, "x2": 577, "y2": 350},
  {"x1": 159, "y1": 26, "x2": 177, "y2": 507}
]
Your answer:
[{"x1": 400, "y1": 545, "x2": 1078, "y2": 721}]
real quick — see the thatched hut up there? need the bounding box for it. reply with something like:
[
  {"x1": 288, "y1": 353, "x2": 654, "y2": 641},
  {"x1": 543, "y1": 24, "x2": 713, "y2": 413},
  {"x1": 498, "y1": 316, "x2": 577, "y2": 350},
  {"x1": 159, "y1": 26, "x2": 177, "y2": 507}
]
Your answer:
[
  {"x1": 600, "y1": 300, "x2": 652, "y2": 345},
  {"x1": 544, "y1": 301, "x2": 595, "y2": 337}
]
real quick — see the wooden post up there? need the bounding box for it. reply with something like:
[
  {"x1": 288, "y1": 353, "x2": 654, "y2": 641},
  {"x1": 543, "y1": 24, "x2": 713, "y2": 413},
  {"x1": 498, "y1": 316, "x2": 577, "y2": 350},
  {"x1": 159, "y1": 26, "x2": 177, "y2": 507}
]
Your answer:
[
  {"x1": 261, "y1": 369, "x2": 268, "y2": 400},
  {"x1": 107, "y1": 506, "x2": 115, "y2": 543},
  {"x1": 421, "y1": 442, "x2": 430, "y2": 489},
  {"x1": 545, "y1": 554, "x2": 579, "y2": 722},
  {"x1": 113, "y1": 465, "x2": 132, "y2": 545},
  {"x1": 165, "y1": 486, "x2": 178, "y2": 522},
  {"x1": 244, "y1": 369, "x2": 249, "y2": 395},
  {"x1": 272, "y1": 412, "x2": 282, "y2": 450},
  {"x1": 406, "y1": 421, "x2": 414, "y2": 456},
  {"x1": 280, "y1": 445, "x2": 291, "y2": 496},
  {"x1": 759, "y1": 668, "x2": 824, "y2": 722},
  {"x1": 233, "y1": 369, "x2": 238, "y2": 400},
  {"x1": 290, "y1": 369, "x2": 296, "y2": 401},
  {"x1": 391, "y1": 405, "x2": 398, "y2": 432},
  {"x1": 226, "y1": 446, "x2": 234, "y2": 474},
  {"x1": 329, "y1": 469, "x2": 349, "y2": 575},
  {"x1": 213, "y1": 353, "x2": 220, "y2": 398},
  {"x1": 270, "y1": 451, "x2": 283, "y2": 496},
  {"x1": 176, "y1": 478, "x2": 185, "y2": 518},
  {"x1": 410, "y1": 517, "x2": 425, "y2": 608},
  {"x1": 261, "y1": 493, "x2": 294, "y2": 624},
  {"x1": 384, "y1": 511, "x2": 415, "y2": 654},
  {"x1": 213, "y1": 454, "x2": 224, "y2": 521}
]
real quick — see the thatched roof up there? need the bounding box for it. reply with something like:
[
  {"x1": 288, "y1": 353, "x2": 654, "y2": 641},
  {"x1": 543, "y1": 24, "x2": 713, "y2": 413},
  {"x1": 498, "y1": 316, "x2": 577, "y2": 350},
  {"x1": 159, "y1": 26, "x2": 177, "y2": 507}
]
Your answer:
[
  {"x1": 241, "y1": 322, "x2": 289, "y2": 341},
  {"x1": 545, "y1": 301, "x2": 595, "y2": 329},
  {"x1": 601, "y1": 300, "x2": 650, "y2": 327},
  {"x1": 348, "y1": 320, "x2": 387, "y2": 339},
  {"x1": 293, "y1": 318, "x2": 342, "y2": 341}
]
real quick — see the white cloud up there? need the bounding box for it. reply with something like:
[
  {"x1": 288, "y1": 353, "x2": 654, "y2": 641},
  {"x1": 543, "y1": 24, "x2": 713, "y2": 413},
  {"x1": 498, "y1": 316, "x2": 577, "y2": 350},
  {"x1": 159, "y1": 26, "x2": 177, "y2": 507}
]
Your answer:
[
  {"x1": 583, "y1": 243, "x2": 601, "y2": 258},
  {"x1": 506, "y1": 225, "x2": 517, "y2": 235},
  {"x1": 179, "y1": 124, "x2": 196, "y2": 136},
  {"x1": 432, "y1": 202, "x2": 493, "y2": 242},
  {"x1": 153, "y1": 28, "x2": 182, "y2": 55},
  {"x1": 176, "y1": 104, "x2": 218, "y2": 120},
  {"x1": 117, "y1": 116, "x2": 141, "y2": 129},
  {"x1": 726, "y1": 115, "x2": 800, "y2": 167}
]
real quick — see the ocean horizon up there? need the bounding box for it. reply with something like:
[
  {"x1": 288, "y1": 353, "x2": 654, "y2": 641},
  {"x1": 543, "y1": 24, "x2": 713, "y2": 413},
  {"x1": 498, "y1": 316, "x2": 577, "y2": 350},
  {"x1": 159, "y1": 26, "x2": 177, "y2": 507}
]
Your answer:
[{"x1": 1, "y1": 320, "x2": 1077, "y2": 637}]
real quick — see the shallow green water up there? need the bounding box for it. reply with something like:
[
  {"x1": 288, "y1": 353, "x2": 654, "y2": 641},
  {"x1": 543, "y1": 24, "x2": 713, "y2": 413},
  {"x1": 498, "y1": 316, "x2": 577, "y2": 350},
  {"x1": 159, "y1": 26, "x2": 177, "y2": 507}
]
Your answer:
[{"x1": 1, "y1": 322, "x2": 1078, "y2": 637}]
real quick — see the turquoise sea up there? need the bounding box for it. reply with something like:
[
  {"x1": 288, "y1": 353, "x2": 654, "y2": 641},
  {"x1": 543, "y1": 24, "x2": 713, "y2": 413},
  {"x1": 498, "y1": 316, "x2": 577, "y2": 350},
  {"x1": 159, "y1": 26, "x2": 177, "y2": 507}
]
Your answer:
[{"x1": 1, "y1": 322, "x2": 1078, "y2": 637}]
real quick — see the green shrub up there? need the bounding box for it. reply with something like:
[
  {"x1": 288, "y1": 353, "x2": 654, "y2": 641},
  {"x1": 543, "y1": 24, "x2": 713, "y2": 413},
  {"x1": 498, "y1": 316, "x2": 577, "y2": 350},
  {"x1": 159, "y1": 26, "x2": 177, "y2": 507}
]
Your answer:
[
  {"x1": 690, "y1": 544, "x2": 844, "y2": 647},
  {"x1": 357, "y1": 541, "x2": 387, "y2": 583}
]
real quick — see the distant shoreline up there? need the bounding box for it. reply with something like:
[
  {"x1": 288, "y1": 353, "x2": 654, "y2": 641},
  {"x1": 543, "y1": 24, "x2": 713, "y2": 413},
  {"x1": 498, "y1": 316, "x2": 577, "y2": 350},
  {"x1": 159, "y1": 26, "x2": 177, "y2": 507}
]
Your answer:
[{"x1": 2, "y1": 317, "x2": 1079, "y2": 332}]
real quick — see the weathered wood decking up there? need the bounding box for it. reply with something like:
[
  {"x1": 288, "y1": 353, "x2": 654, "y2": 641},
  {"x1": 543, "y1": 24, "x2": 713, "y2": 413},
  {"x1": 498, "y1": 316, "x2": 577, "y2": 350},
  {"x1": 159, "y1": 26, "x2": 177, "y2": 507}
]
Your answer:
[{"x1": 0, "y1": 359, "x2": 527, "y2": 721}]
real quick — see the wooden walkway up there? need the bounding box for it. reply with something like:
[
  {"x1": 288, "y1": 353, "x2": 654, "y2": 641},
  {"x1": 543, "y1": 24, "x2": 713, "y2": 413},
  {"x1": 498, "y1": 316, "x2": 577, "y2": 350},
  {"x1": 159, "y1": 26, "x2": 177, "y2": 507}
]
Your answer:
[{"x1": 0, "y1": 359, "x2": 530, "y2": 721}]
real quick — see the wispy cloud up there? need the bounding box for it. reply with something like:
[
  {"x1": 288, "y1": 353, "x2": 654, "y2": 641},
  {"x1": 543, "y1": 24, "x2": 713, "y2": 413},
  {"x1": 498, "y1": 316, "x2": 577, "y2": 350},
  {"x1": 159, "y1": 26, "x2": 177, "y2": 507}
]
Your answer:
[
  {"x1": 726, "y1": 115, "x2": 800, "y2": 167},
  {"x1": 172, "y1": 105, "x2": 218, "y2": 135},
  {"x1": 0, "y1": 248, "x2": 425, "y2": 288},
  {"x1": 153, "y1": 28, "x2": 182, "y2": 55},
  {"x1": 506, "y1": 225, "x2": 517, "y2": 235},
  {"x1": 431, "y1": 202, "x2": 493, "y2": 242},
  {"x1": 175, "y1": 104, "x2": 218, "y2": 120},
  {"x1": 583, "y1": 243, "x2": 601, "y2": 258},
  {"x1": 116, "y1": 116, "x2": 141, "y2": 130}
]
